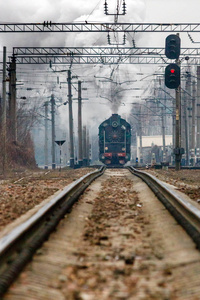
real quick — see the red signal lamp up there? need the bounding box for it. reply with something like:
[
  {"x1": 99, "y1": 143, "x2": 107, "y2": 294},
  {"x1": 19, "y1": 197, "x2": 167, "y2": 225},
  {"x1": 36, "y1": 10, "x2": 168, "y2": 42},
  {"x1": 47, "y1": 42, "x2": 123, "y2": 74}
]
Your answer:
[{"x1": 165, "y1": 63, "x2": 180, "y2": 89}]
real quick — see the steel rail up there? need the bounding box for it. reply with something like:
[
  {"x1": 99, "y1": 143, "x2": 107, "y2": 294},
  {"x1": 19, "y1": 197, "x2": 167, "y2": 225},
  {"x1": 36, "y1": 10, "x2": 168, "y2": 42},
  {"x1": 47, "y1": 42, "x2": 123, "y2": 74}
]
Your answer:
[
  {"x1": 128, "y1": 167, "x2": 200, "y2": 249},
  {"x1": 0, "y1": 166, "x2": 105, "y2": 297}
]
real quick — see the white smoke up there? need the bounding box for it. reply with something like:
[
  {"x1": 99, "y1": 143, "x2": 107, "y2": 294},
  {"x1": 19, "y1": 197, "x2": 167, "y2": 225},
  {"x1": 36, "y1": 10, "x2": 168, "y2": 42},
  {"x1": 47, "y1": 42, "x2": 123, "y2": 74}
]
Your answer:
[{"x1": 0, "y1": 0, "x2": 146, "y2": 163}]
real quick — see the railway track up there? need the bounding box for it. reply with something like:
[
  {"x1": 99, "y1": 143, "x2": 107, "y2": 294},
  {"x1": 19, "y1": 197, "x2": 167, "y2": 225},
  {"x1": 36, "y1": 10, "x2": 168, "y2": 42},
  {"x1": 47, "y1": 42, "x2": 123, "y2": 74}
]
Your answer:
[
  {"x1": 127, "y1": 167, "x2": 200, "y2": 249},
  {"x1": 0, "y1": 167, "x2": 200, "y2": 298},
  {"x1": 0, "y1": 167, "x2": 105, "y2": 297}
]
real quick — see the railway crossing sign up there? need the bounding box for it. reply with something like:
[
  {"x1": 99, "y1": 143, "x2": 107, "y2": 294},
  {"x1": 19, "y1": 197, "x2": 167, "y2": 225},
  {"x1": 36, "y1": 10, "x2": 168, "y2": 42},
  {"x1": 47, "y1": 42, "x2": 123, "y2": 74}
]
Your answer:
[
  {"x1": 55, "y1": 140, "x2": 66, "y2": 171},
  {"x1": 55, "y1": 140, "x2": 66, "y2": 146}
]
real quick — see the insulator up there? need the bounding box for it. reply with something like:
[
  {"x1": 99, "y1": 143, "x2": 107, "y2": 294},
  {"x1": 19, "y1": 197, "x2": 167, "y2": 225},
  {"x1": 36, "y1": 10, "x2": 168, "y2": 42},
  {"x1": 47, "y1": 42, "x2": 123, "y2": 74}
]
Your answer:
[
  {"x1": 123, "y1": 34, "x2": 126, "y2": 44},
  {"x1": 104, "y1": 1, "x2": 108, "y2": 14},
  {"x1": 122, "y1": 1, "x2": 126, "y2": 14},
  {"x1": 44, "y1": 21, "x2": 52, "y2": 27},
  {"x1": 107, "y1": 34, "x2": 111, "y2": 44}
]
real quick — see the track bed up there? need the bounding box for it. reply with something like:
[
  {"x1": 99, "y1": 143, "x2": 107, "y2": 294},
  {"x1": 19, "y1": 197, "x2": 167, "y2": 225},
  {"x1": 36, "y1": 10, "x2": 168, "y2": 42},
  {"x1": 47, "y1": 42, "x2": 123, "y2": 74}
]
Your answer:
[{"x1": 2, "y1": 169, "x2": 200, "y2": 299}]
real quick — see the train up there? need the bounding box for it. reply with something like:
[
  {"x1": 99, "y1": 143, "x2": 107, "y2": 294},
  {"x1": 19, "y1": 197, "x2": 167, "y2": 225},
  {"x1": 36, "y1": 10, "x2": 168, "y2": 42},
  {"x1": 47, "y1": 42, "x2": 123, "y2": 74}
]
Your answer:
[{"x1": 99, "y1": 114, "x2": 131, "y2": 166}]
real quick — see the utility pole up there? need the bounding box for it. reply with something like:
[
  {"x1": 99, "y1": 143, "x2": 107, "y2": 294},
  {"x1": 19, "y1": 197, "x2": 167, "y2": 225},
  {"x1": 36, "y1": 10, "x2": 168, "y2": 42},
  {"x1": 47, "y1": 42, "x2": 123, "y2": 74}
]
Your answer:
[
  {"x1": 196, "y1": 66, "x2": 200, "y2": 164},
  {"x1": 8, "y1": 55, "x2": 17, "y2": 142},
  {"x1": 78, "y1": 81, "x2": 83, "y2": 166},
  {"x1": 0, "y1": 95, "x2": 2, "y2": 121},
  {"x1": 183, "y1": 88, "x2": 189, "y2": 165},
  {"x1": 186, "y1": 71, "x2": 192, "y2": 161},
  {"x1": 86, "y1": 127, "x2": 90, "y2": 165},
  {"x1": 2, "y1": 47, "x2": 7, "y2": 175},
  {"x1": 44, "y1": 101, "x2": 49, "y2": 169},
  {"x1": 67, "y1": 70, "x2": 74, "y2": 168},
  {"x1": 83, "y1": 125, "x2": 87, "y2": 166},
  {"x1": 139, "y1": 106, "x2": 143, "y2": 163},
  {"x1": 190, "y1": 80, "x2": 196, "y2": 165},
  {"x1": 51, "y1": 94, "x2": 56, "y2": 169}
]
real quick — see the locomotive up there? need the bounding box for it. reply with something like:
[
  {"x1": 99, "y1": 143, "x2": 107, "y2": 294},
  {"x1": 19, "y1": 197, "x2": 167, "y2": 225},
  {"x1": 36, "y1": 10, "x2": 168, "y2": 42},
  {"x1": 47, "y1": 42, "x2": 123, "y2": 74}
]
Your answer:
[{"x1": 99, "y1": 114, "x2": 131, "y2": 166}]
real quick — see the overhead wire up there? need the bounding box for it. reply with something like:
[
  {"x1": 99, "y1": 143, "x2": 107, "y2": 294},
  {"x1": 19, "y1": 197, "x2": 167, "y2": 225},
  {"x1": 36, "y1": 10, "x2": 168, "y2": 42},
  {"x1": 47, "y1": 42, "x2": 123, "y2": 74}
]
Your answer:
[{"x1": 85, "y1": 0, "x2": 104, "y2": 22}]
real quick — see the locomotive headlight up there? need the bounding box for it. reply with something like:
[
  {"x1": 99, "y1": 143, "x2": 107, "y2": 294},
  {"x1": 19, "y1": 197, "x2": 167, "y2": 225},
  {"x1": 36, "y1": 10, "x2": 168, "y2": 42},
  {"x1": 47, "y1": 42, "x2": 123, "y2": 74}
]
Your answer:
[
  {"x1": 102, "y1": 155, "x2": 105, "y2": 159},
  {"x1": 112, "y1": 121, "x2": 118, "y2": 127},
  {"x1": 105, "y1": 147, "x2": 108, "y2": 150},
  {"x1": 122, "y1": 147, "x2": 125, "y2": 151}
]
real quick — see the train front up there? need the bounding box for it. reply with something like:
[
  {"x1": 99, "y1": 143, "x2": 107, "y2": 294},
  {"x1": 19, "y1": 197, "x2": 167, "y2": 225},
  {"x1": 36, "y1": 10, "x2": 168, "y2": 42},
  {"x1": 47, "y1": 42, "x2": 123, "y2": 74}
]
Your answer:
[{"x1": 99, "y1": 114, "x2": 131, "y2": 166}]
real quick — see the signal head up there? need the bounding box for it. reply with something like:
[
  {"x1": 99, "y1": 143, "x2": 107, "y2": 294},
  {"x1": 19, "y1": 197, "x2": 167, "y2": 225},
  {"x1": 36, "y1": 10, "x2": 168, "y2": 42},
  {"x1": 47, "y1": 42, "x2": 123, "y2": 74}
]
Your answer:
[
  {"x1": 165, "y1": 34, "x2": 181, "y2": 60},
  {"x1": 165, "y1": 63, "x2": 180, "y2": 89}
]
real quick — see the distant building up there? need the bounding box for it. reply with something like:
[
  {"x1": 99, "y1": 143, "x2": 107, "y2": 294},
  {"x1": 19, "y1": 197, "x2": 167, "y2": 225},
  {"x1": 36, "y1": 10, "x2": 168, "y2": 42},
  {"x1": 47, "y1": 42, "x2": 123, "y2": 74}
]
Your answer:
[{"x1": 133, "y1": 135, "x2": 173, "y2": 163}]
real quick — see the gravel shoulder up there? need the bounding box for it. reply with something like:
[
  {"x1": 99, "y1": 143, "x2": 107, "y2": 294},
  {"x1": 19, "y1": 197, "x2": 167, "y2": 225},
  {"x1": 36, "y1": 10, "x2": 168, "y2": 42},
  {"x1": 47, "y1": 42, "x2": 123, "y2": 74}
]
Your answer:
[
  {"x1": 0, "y1": 168, "x2": 95, "y2": 231},
  {"x1": 145, "y1": 169, "x2": 200, "y2": 204}
]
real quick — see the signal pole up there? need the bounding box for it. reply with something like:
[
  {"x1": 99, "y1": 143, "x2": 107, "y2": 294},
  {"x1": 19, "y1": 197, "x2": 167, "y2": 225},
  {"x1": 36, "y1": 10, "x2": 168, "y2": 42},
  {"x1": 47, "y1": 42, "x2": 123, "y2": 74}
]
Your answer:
[
  {"x1": 161, "y1": 107, "x2": 166, "y2": 162},
  {"x1": 175, "y1": 81, "x2": 181, "y2": 170},
  {"x1": 165, "y1": 34, "x2": 183, "y2": 170}
]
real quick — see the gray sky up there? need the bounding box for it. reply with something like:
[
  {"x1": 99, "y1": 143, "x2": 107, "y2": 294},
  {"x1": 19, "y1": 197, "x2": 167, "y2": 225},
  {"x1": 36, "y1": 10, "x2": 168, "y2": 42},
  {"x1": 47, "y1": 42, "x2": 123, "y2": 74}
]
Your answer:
[
  {"x1": 1, "y1": 0, "x2": 200, "y2": 49},
  {"x1": 1, "y1": 0, "x2": 199, "y2": 59},
  {"x1": 144, "y1": 0, "x2": 200, "y2": 47},
  {"x1": 145, "y1": 0, "x2": 200, "y2": 23},
  {"x1": 0, "y1": 0, "x2": 199, "y2": 126}
]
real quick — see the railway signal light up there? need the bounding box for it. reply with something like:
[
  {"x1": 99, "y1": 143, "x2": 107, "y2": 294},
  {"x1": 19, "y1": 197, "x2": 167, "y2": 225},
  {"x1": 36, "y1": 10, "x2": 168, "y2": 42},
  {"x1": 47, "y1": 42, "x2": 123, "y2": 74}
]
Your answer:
[
  {"x1": 165, "y1": 34, "x2": 180, "y2": 60},
  {"x1": 165, "y1": 63, "x2": 180, "y2": 89}
]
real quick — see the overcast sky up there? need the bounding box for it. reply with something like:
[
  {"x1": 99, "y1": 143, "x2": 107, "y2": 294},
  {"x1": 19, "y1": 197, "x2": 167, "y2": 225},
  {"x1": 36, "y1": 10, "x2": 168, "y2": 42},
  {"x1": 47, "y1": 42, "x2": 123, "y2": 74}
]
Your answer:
[
  {"x1": 1, "y1": 0, "x2": 200, "y2": 129},
  {"x1": 1, "y1": 0, "x2": 200, "y2": 49},
  {"x1": 145, "y1": 0, "x2": 200, "y2": 23}
]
